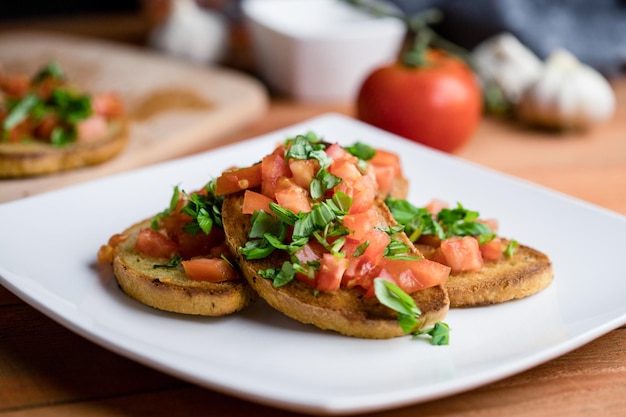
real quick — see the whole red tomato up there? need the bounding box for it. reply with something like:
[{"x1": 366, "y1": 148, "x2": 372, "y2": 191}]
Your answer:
[{"x1": 357, "y1": 50, "x2": 482, "y2": 153}]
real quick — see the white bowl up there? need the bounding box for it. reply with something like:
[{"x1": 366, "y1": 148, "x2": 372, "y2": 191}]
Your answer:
[{"x1": 242, "y1": 0, "x2": 406, "y2": 102}]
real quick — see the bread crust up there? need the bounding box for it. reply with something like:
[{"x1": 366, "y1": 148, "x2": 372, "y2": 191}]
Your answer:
[
  {"x1": 0, "y1": 118, "x2": 129, "y2": 178},
  {"x1": 112, "y1": 219, "x2": 257, "y2": 316},
  {"x1": 222, "y1": 192, "x2": 449, "y2": 339},
  {"x1": 416, "y1": 240, "x2": 553, "y2": 307}
]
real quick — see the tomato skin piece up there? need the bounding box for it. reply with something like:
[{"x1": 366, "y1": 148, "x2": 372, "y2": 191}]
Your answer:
[
  {"x1": 357, "y1": 50, "x2": 482, "y2": 153},
  {"x1": 242, "y1": 190, "x2": 274, "y2": 215},
  {"x1": 317, "y1": 254, "x2": 349, "y2": 291},
  {"x1": 214, "y1": 163, "x2": 263, "y2": 195},
  {"x1": 134, "y1": 228, "x2": 178, "y2": 259},
  {"x1": 440, "y1": 236, "x2": 484, "y2": 273},
  {"x1": 181, "y1": 258, "x2": 238, "y2": 282}
]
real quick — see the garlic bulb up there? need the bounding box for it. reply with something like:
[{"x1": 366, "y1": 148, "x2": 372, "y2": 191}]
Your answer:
[
  {"x1": 472, "y1": 33, "x2": 543, "y2": 105},
  {"x1": 517, "y1": 49, "x2": 616, "y2": 130},
  {"x1": 149, "y1": 0, "x2": 229, "y2": 65}
]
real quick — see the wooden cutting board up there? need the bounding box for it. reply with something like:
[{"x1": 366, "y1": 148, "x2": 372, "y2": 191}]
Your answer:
[{"x1": 0, "y1": 30, "x2": 268, "y2": 203}]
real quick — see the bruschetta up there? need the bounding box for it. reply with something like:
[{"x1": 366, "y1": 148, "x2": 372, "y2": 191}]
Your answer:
[
  {"x1": 385, "y1": 198, "x2": 553, "y2": 307},
  {"x1": 98, "y1": 181, "x2": 257, "y2": 316},
  {"x1": 0, "y1": 61, "x2": 128, "y2": 177},
  {"x1": 217, "y1": 133, "x2": 451, "y2": 339}
]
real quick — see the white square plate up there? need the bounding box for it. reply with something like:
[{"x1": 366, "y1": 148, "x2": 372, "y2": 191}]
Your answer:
[{"x1": 1, "y1": 114, "x2": 625, "y2": 415}]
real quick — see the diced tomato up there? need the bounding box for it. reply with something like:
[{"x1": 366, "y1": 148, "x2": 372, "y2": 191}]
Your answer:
[
  {"x1": 335, "y1": 175, "x2": 376, "y2": 214},
  {"x1": 214, "y1": 163, "x2": 263, "y2": 195},
  {"x1": 372, "y1": 164, "x2": 395, "y2": 195},
  {"x1": 289, "y1": 158, "x2": 318, "y2": 190},
  {"x1": 274, "y1": 178, "x2": 311, "y2": 213},
  {"x1": 134, "y1": 228, "x2": 178, "y2": 259},
  {"x1": 370, "y1": 148, "x2": 402, "y2": 177},
  {"x1": 342, "y1": 208, "x2": 377, "y2": 241},
  {"x1": 382, "y1": 258, "x2": 450, "y2": 293},
  {"x1": 316, "y1": 254, "x2": 349, "y2": 291},
  {"x1": 92, "y1": 92, "x2": 125, "y2": 118},
  {"x1": 440, "y1": 236, "x2": 483, "y2": 273},
  {"x1": 480, "y1": 237, "x2": 503, "y2": 261},
  {"x1": 174, "y1": 227, "x2": 226, "y2": 259},
  {"x1": 261, "y1": 153, "x2": 290, "y2": 198},
  {"x1": 325, "y1": 142, "x2": 353, "y2": 161},
  {"x1": 242, "y1": 190, "x2": 274, "y2": 215},
  {"x1": 294, "y1": 241, "x2": 326, "y2": 287},
  {"x1": 329, "y1": 158, "x2": 362, "y2": 182},
  {"x1": 295, "y1": 240, "x2": 326, "y2": 264},
  {"x1": 425, "y1": 199, "x2": 449, "y2": 215},
  {"x1": 76, "y1": 115, "x2": 108, "y2": 142},
  {"x1": 181, "y1": 258, "x2": 238, "y2": 282},
  {"x1": 342, "y1": 229, "x2": 390, "y2": 289}
]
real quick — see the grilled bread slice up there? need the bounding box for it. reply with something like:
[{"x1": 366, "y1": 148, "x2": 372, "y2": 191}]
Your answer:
[
  {"x1": 415, "y1": 240, "x2": 553, "y2": 308},
  {"x1": 104, "y1": 219, "x2": 257, "y2": 316},
  {"x1": 0, "y1": 119, "x2": 128, "y2": 178},
  {"x1": 222, "y1": 192, "x2": 449, "y2": 339}
]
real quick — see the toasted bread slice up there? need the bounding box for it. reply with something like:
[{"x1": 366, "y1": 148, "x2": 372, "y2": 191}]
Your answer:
[
  {"x1": 110, "y1": 219, "x2": 257, "y2": 316},
  {"x1": 0, "y1": 119, "x2": 128, "y2": 178},
  {"x1": 222, "y1": 192, "x2": 449, "y2": 339},
  {"x1": 415, "y1": 240, "x2": 553, "y2": 308}
]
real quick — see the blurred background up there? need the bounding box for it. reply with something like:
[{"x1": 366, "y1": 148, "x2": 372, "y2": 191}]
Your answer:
[{"x1": 2, "y1": 0, "x2": 624, "y2": 77}]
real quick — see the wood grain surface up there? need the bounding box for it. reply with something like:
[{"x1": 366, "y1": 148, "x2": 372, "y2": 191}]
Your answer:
[{"x1": 1, "y1": 23, "x2": 625, "y2": 417}]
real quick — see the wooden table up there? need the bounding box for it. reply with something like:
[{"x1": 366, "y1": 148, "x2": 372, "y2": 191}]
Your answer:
[{"x1": 1, "y1": 17, "x2": 625, "y2": 417}]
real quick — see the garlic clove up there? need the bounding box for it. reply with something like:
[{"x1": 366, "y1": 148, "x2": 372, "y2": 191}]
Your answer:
[
  {"x1": 149, "y1": 0, "x2": 229, "y2": 65},
  {"x1": 472, "y1": 33, "x2": 544, "y2": 105},
  {"x1": 517, "y1": 49, "x2": 616, "y2": 130}
]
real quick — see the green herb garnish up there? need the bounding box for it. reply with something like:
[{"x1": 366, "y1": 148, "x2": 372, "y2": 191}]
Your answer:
[
  {"x1": 386, "y1": 198, "x2": 494, "y2": 243},
  {"x1": 374, "y1": 278, "x2": 450, "y2": 345},
  {"x1": 153, "y1": 254, "x2": 183, "y2": 269},
  {"x1": 344, "y1": 141, "x2": 376, "y2": 161}
]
